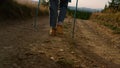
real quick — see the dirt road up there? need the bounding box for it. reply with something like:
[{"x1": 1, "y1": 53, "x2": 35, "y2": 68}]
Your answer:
[{"x1": 0, "y1": 17, "x2": 120, "y2": 68}]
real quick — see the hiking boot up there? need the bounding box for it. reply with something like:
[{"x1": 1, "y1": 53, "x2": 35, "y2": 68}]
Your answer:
[
  {"x1": 49, "y1": 28, "x2": 56, "y2": 36},
  {"x1": 56, "y1": 25, "x2": 63, "y2": 34}
]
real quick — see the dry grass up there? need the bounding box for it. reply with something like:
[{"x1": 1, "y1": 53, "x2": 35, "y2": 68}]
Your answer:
[
  {"x1": 91, "y1": 12, "x2": 120, "y2": 34},
  {"x1": 15, "y1": 0, "x2": 49, "y2": 14}
]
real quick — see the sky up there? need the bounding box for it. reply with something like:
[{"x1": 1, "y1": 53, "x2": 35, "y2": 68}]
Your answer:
[
  {"x1": 32, "y1": 0, "x2": 110, "y2": 9},
  {"x1": 69, "y1": 0, "x2": 110, "y2": 9}
]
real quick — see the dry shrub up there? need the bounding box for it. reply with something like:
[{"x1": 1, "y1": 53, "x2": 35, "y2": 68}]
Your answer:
[{"x1": 0, "y1": 0, "x2": 49, "y2": 21}]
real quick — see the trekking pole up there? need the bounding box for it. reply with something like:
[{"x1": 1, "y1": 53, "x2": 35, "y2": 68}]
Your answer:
[
  {"x1": 72, "y1": 0, "x2": 78, "y2": 38},
  {"x1": 34, "y1": 0, "x2": 40, "y2": 31}
]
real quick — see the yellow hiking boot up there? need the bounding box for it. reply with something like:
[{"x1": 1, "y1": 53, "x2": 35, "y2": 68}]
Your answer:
[
  {"x1": 49, "y1": 28, "x2": 56, "y2": 36},
  {"x1": 56, "y1": 25, "x2": 63, "y2": 34}
]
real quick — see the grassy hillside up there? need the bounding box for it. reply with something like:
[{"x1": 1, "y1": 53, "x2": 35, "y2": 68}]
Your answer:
[
  {"x1": 0, "y1": 0, "x2": 48, "y2": 21},
  {"x1": 91, "y1": 12, "x2": 120, "y2": 34}
]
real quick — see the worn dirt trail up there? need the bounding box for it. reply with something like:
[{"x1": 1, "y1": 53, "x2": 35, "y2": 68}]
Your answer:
[
  {"x1": 71, "y1": 19, "x2": 120, "y2": 68},
  {"x1": 0, "y1": 17, "x2": 120, "y2": 68}
]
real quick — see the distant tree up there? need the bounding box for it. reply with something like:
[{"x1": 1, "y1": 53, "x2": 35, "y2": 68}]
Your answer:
[
  {"x1": 108, "y1": 0, "x2": 120, "y2": 12},
  {"x1": 103, "y1": 0, "x2": 120, "y2": 12},
  {"x1": 102, "y1": 4, "x2": 108, "y2": 12},
  {"x1": 105, "y1": 4, "x2": 108, "y2": 9},
  {"x1": 104, "y1": 4, "x2": 108, "y2": 10}
]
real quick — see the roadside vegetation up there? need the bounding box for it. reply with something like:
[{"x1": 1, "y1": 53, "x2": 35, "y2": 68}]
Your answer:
[
  {"x1": 91, "y1": 0, "x2": 120, "y2": 34},
  {"x1": 0, "y1": 0, "x2": 49, "y2": 21}
]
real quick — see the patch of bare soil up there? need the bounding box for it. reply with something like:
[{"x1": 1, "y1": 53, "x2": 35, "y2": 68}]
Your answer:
[{"x1": 0, "y1": 17, "x2": 120, "y2": 68}]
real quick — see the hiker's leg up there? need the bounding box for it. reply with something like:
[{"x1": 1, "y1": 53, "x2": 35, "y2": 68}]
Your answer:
[
  {"x1": 49, "y1": 0, "x2": 58, "y2": 28},
  {"x1": 56, "y1": 0, "x2": 68, "y2": 34},
  {"x1": 58, "y1": 0, "x2": 68, "y2": 24}
]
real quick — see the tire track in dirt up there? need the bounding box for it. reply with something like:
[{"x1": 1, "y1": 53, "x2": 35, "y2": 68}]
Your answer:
[{"x1": 73, "y1": 19, "x2": 120, "y2": 67}]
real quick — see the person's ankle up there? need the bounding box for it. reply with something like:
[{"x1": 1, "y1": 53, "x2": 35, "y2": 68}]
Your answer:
[
  {"x1": 49, "y1": 27, "x2": 56, "y2": 36},
  {"x1": 57, "y1": 22, "x2": 63, "y2": 25}
]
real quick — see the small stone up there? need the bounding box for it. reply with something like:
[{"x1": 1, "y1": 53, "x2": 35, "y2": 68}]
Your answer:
[
  {"x1": 71, "y1": 51, "x2": 75, "y2": 54},
  {"x1": 29, "y1": 44, "x2": 33, "y2": 46},
  {"x1": 38, "y1": 51, "x2": 45, "y2": 54},
  {"x1": 50, "y1": 57, "x2": 55, "y2": 60},
  {"x1": 41, "y1": 44, "x2": 45, "y2": 46},
  {"x1": 43, "y1": 40, "x2": 51, "y2": 43},
  {"x1": 59, "y1": 49, "x2": 64, "y2": 52}
]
